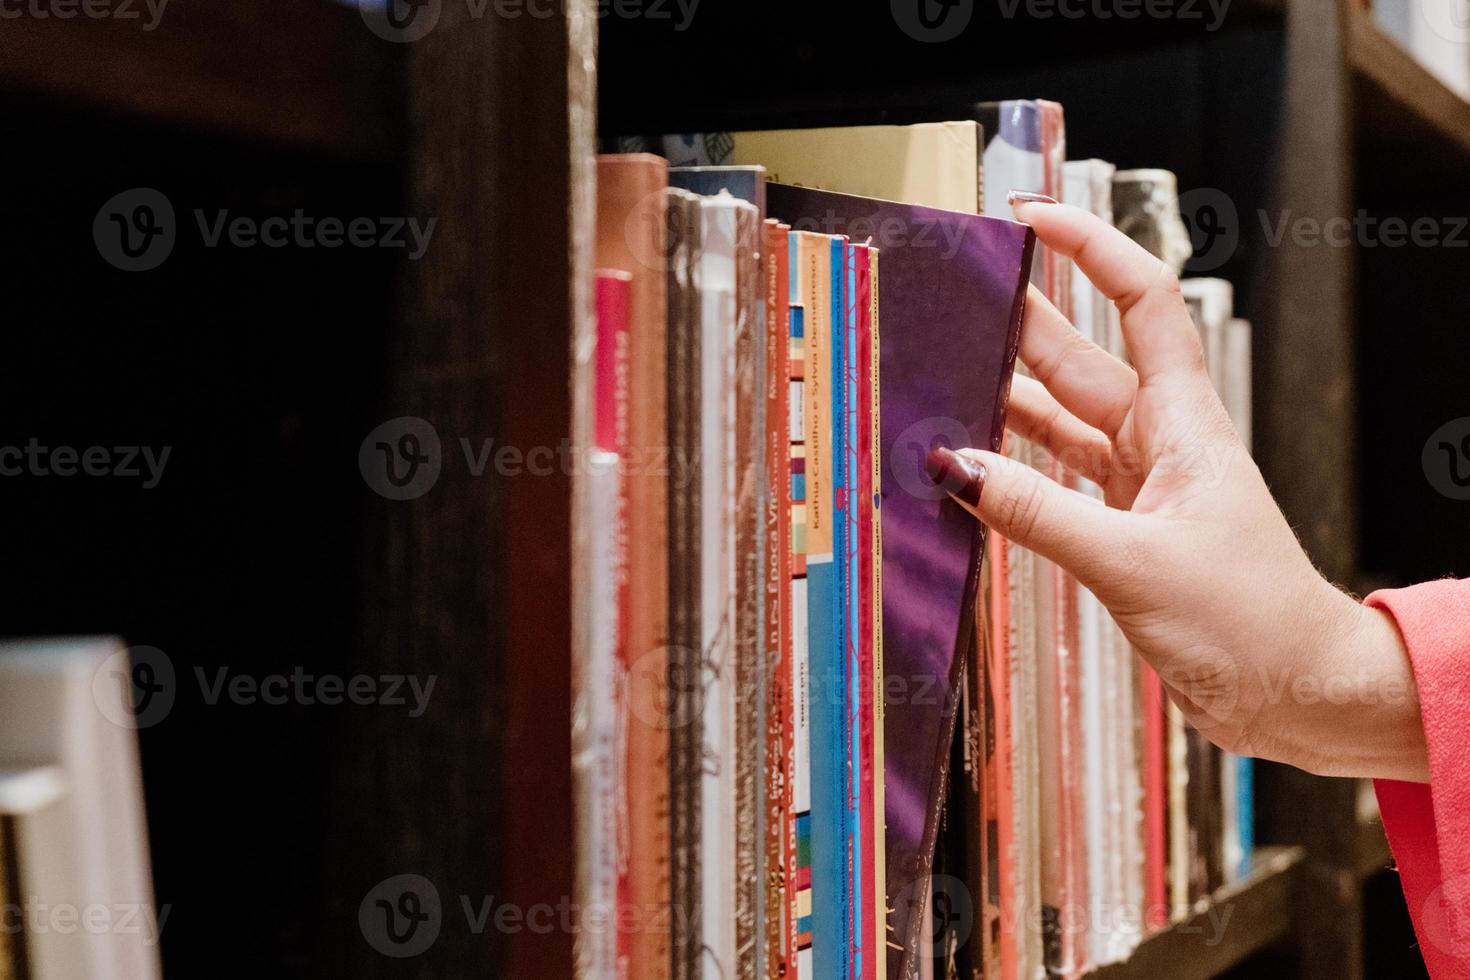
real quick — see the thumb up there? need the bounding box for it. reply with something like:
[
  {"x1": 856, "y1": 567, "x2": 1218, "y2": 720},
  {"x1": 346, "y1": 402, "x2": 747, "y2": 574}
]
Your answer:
[{"x1": 928, "y1": 446, "x2": 1129, "y2": 586}]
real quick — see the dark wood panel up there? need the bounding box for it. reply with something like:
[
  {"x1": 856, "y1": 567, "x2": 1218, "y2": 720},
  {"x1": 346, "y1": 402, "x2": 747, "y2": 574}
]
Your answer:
[
  {"x1": 331, "y1": 1, "x2": 593, "y2": 976},
  {"x1": 1089, "y1": 848, "x2": 1306, "y2": 980},
  {"x1": 0, "y1": 0, "x2": 402, "y2": 160}
]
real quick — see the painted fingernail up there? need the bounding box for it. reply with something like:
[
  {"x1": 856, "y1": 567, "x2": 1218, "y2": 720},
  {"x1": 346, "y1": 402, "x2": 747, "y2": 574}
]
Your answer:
[
  {"x1": 1007, "y1": 190, "x2": 1059, "y2": 207},
  {"x1": 925, "y1": 447, "x2": 986, "y2": 509}
]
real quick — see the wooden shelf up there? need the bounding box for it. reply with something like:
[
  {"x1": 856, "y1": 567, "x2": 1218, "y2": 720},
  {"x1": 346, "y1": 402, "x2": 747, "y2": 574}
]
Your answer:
[
  {"x1": 0, "y1": 0, "x2": 403, "y2": 160},
  {"x1": 1348, "y1": 6, "x2": 1470, "y2": 190},
  {"x1": 1088, "y1": 847, "x2": 1306, "y2": 980}
]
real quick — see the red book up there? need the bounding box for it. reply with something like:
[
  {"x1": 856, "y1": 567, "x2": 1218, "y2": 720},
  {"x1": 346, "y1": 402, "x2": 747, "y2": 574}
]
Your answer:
[
  {"x1": 852, "y1": 243, "x2": 878, "y2": 980},
  {"x1": 595, "y1": 271, "x2": 631, "y2": 453},
  {"x1": 1143, "y1": 665, "x2": 1168, "y2": 928},
  {"x1": 594, "y1": 155, "x2": 671, "y2": 980}
]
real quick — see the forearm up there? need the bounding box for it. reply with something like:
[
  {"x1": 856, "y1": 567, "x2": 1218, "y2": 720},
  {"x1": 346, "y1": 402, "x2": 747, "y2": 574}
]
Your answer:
[{"x1": 1280, "y1": 588, "x2": 1429, "y2": 784}]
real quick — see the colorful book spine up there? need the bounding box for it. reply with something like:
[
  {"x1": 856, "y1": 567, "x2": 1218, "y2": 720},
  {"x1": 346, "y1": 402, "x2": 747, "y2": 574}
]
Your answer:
[
  {"x1": 593, "y1": 155, "x2": 672, "y2": 980},
  {"x1": 582, "y1": 269, "x2": 632, "y2": 979},
  {"x1": 796, "y1": 229, "x2": 847, "y2": 980},
  {"x1": 698, "y1": 193, "x2": 743, "y2": 978},
  {"x1": 765, "y1": 220, "x2": 796, "y2": 980},
  {"x1": 789, "y1": 229, "x2": 814, "y2": 977},
  {"x1": 986, "y1": 523, "x2": 1019, "y2": 980},
  {"x1": 838, "y1": 239, "x2": 866, "y2": 980},
  {"x1": 864, "y1": 246, "x2": 886, "y2": 980}
]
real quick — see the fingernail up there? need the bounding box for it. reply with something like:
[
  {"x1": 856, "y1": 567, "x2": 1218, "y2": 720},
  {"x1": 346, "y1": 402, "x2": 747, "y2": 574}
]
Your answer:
[
  {"x1": 925, "y1": 447, "x2": 986, "y2": 509},
  {"x1": 1007, "y1": 190, "x2": 1059, "y2": 207}
]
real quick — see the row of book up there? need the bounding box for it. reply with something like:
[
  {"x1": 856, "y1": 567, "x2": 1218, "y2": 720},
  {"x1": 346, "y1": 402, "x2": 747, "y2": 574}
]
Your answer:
[{"x1": 573, "y1": 101, "x2": 1255, "y2": 980}]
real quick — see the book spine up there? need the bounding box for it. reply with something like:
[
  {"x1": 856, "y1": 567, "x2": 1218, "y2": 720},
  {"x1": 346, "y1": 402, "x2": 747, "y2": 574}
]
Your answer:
[
  {"x1": 697, "y1": 196, "x2": 740, "y2": 978},
  {"x1": 1141, "y1": 665, "x2": 1167, "y2": 930},
  {"x1": 866, "y1": 246, "x2": 886, "y2": 980},
  {"x1": 831, "y1": 235, "x2": 860, "y2": 980},
  {"x1": 987, "y1": 524, "x2": 1018, "y2": 980},
  {"x1": 798, "y1": 229, "x2": 848, "y2": 980},
  {"x1": 789, "y1": 243, "x2": 814, "y2": 976},
  {"x1": 764, "y1": 220, "x2": 795, "y2": 980},
  {"x1": 849, "y1": 242, "x2": 875, "y2": 980},
  {"x1": 594, "y1": 158, "x2": 672, "y2": 980},
  {"x1": 580, "y1": 272, "x2": 631, "y2": 979},
  {"x1": 734, "y1": 201, "x2": 764, "y2": 980},
  {"x1": 666, "y1": 188, "x2": 704, "y2": 980}
]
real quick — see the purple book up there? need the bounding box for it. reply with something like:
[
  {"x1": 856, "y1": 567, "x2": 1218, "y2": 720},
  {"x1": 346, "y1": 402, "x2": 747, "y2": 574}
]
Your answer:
[{"x1": 766, "y1": 184, "x2": 1034, "y2": 980}]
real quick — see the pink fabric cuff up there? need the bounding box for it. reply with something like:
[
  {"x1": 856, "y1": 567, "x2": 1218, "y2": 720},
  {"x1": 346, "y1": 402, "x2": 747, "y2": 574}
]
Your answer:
[{"x1": 1370, "y1": 579, "x2": 1470, "y2": 978}]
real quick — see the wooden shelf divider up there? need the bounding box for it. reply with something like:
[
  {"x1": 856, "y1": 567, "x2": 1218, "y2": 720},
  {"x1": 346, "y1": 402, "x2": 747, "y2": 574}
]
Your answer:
[
  {"x1": 1088, "y1": 847, "x2": 1307, "y2": 980},
  {"x1": 0, "y1": 0, "x2": 403, "y2": 160}
]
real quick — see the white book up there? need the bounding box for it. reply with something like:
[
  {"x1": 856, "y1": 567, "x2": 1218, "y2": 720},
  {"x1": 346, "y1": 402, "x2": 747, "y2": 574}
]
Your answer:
[
  {"x1": 574, "y1": 452, "x2": 621, "y2": 975},
  {"x1": 0, "y1": 638, "x2": 164, "y2": 980},
  {"x1": 697, "y1": 192, "x2": 748, "y2": 978}
]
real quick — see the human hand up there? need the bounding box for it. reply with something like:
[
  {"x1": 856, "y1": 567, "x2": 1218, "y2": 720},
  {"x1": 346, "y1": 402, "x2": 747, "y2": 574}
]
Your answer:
[{"x1": 929, "y1": 196, "x2": 1428, "y2": 783}]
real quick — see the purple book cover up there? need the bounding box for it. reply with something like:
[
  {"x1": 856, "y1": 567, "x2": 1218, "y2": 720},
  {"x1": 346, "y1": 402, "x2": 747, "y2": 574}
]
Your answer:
[{"x1": 766, "y1": 184, "x2": 1034, "y2": 980}]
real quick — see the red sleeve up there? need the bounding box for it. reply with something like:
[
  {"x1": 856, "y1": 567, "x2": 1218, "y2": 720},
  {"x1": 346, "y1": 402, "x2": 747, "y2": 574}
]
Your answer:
[{"x1": 1370, "y1": 579, "x2": 1470, "y2": 977}]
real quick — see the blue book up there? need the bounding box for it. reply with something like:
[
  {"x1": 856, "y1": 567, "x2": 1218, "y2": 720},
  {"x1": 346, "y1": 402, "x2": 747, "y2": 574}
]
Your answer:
[
  {"x1": 1237, "y1": 757, "x2": 1254, "y2": 879},
  {"x1": 837, "y1": 238, "x2": 866, "y2": 980},
  {"x1": 796, "y1": 229, "x2": 849, "y2": 980}
]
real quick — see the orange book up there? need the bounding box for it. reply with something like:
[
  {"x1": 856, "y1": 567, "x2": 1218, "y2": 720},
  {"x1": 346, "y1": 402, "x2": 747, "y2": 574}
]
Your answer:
[
  {"x1": 763, "y1": 219, "x2": 796, "y2": 979},
  {"x1": 595, "y1": 154, "x2": 672, "y2": 980},
  {"x1": 985, "y1": 525, "x2": 1016, "y2": 980}
]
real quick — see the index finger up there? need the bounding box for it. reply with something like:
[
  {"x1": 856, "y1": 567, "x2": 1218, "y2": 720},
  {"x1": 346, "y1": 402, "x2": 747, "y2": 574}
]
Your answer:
[{"x1": 1012, "y1": 198, "x2": 1204, "y2": 383}]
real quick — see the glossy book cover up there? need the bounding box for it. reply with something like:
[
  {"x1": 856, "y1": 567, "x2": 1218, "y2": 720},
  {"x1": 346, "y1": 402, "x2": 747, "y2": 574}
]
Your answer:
[{"x1": 767, "y1": 184, "x2": 1034, "y2": 980}]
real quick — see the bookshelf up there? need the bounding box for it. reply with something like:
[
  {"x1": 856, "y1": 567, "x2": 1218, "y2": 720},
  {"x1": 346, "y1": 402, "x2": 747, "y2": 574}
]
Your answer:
[{"x1": 0, "y1": 0, "x2": 1455, "y2": 976}]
